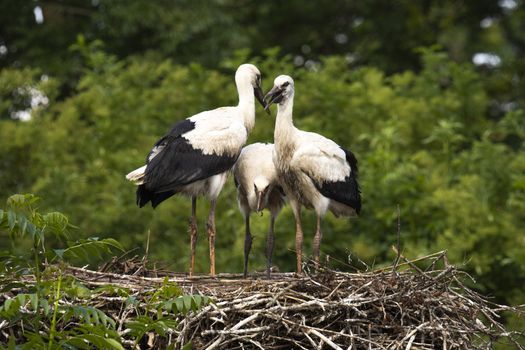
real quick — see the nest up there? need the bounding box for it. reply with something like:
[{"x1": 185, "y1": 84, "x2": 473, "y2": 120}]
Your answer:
[
  {"x1": 2, "y1": 251, "x2": 524, "y2": 349},
  {"x1": 171, "y1": 252, "x2": 524, "y2": 350}
]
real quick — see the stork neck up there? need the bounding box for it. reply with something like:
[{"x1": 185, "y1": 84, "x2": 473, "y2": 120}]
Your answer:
[
  {"x1": 237, "y1": 79, "x2": 256, "y2": 132},
  {"x1": 274, "y1": 96, "x2": 297, "y2": 146},
  {"x1": 276, "y1": 97, "x2": 295, "y2": 130}
]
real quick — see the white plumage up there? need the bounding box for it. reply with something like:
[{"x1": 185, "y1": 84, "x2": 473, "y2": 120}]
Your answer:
[
  {"x1": 265, "y1": 75, "x2": 361, "y2": 274},
  {"x1": 183, "y1": 108, "x2": 250, "y2": 156},
  {"x1": 126, "y1": 64, "x2": 266, "y2": 276},
  {"x1": 233, "y1": 143, "x2": 285, "y2": 278}
]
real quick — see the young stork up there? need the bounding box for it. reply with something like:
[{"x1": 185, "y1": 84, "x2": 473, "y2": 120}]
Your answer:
[
  {"x1": 126, "y1": 64, "x2": 266, "y2": 276},
  {"x1": 233, "y1": 143, "x2": 286, "y2": 278},
  {"x1": 264, "y1": 75, "x2": 361, "y2": 274}
]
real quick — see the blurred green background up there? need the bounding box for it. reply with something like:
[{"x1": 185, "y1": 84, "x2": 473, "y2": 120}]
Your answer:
[{"x1": 1, "y1": 0, "x2": 524, "y2": 340}]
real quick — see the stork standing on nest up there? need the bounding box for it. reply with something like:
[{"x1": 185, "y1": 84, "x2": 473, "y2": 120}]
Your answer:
[
  {"x1": 233, "y1": 143, "x2": 286, "y2": 278},
  {"x1": 126, "y1": 64, "x2": 266, "y2": 276},
  {"x1": 264, "y1": 75, "x2": 361, "y2": 274}
]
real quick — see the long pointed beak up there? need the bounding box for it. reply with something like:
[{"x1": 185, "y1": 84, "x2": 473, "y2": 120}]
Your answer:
[
  {"x1": 254, "y1": 84, "x2": 270, "y2": 115},
  {"x1": 256, "y1": 191, "x2": 264, "y2": 213},
  {"x1": 263, "y1": 85, "x2": 283, "y2": 113}
]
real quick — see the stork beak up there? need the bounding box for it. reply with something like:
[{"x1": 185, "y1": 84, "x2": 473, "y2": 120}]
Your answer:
[
  {"x1": 254, "y1": 84, "x2": 269, "y2": 114},
  {"x1": 263, "y1": 85, "x2": 283, "y2": 113},
  {"x1": 256, "y1": 191, "x2": 264, "y2": 213}
]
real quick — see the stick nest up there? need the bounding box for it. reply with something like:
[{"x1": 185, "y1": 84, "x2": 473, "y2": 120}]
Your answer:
[
  {"x1": 172, "y1": 253, "x2": 524, "y2": 349},
  {"x1": 2, "y1": 251, "x2": 524, "y2": 349}
]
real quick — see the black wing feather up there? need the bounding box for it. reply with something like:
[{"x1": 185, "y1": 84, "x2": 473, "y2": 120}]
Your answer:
[
  {"x1": 145, "y1": 119, "x2": 196, "y2": 162},
  {"x1": 136, "y1": 119, "x2": 238, "y2": 208},
  {"x1": 313, "y1": 147, "x2": 361, "y2": 214}
]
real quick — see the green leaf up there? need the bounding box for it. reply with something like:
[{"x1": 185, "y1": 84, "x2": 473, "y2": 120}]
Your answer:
[
  {"x1": 56, "y1": 237, "x2": 123, "y2": 263},
  {"x1": 2, "y1": 298, "x2": 13, "y2": 312},
  {"x1": 43, "y1": 212, "x2": 69, "y2": 239},
  {"x1": 54, "y1": 249, "x2": 65, "y2": 259},
  {"x1": 104, "y1": 338, "x2": 125, "y2": 350},
  {"x1": 41, "y1": 299, "x2": 50, "y2": 316},
  {"x1": 29, "y1": 293, "x2": 38, "y2": 312},
  {"x1": 183, "y1": 295, "x2": 193, "y2": 312},
  {"x1": 91, "y1": 308, "x2": 100, "y2": 325},
  {"x1": 67, "y1": 306, "x2": 116, "y2": 328},
  {"x1": 18, "y1": 216, "x2": 28, "y2": 236},
  {"x1": 7, "y1": 194, "x2": 31, "y2": 208},
  {"x1": 175, "y1": 297, "x2": 185, "y2": 313},
  {"x1": 26, "y1": 221, "x2": 37, "y2": 238},
  {"x1": 69, "y1": 334, "x2": 124, "y2": 350},
  {"x1": 7, "y1": 211, "x2": 16, "y2": 231},
  {"x1": 126, "y1": 296, "x2": 139, "y2": 306},
  {"x1": 15, "y1": 294, "x2": 27, "y2": 306}
]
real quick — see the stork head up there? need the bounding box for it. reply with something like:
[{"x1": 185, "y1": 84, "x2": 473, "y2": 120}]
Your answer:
[
  {"x1": 236, "y1": 64, "x2": 267, "y2": 111},
  {"x1": 264, "y1": 75, "x2": 294, "y2": 111},
  {"x1": 253, "y1": 175, "x2": 270, "y2": 213}
]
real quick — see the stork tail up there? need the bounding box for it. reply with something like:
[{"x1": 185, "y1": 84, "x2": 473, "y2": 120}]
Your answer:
[{"x1": 126, "y1": 165, "x2": 147, "y2": 184}]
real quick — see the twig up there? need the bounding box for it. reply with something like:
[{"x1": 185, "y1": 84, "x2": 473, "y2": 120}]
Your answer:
[{"x1": 392, "y1": 204, "x2": 401, "y2": 274}]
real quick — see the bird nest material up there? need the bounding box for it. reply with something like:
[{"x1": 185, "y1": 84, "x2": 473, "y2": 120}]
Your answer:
[
  {"x1": 3, "y1": 251, "x2": 524, "y2": 349},
  {"x1": 65, "y1": 251, "x2": 523, "y2": 349}
]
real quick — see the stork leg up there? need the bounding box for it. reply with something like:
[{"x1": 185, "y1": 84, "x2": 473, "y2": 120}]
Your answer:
[
  {"x1": 207, "y1": 199, "x2": 217, "y2": 276},
  {"x1": 189, "y1": 197, "x2": 198, "y2": 277},
  {"x1": 313, "y1": 214, "x2": 323, "y2": 269},
  {"x1": 243, "y1": 215, "x2": 252, "y2": 278},
  {"x1": 291, "y1": 202, "x2": 304, "y2": 275},
  {"x1": 265, "y1": 214, "x2": 276, "y2": 278}
]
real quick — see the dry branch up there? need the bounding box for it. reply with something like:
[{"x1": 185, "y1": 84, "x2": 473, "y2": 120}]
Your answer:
[{"x1": 1, "y1": 252, "x2": 524, "y2": 349}]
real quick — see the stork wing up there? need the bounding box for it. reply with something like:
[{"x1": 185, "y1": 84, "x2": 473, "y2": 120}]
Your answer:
[
  {"x1": 144, "y1": 118, "x2": 244, "y2": 192},
  {"x1": 291, "y1": 132, "x2": 351, "y2": 182},
  {"x1": 291, "y1": 132, "x2": 360, "y2": 212}
]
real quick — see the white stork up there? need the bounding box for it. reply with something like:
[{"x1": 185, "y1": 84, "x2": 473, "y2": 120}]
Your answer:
[
  {"x1": 264, "y1": 75, "x2": 361, "y2": 274},
  {"x1": 233, "y1": 143, "x2": 286, "y2": 278},
  {"x1": 126, "y1": 64, "x2": 266, "y2": 276}
]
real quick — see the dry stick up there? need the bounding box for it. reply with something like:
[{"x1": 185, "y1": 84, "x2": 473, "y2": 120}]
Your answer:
[
  {"x1": 392, "y1": 204, "x2": 401, "y2": 275},
  {"x1": 391, "y1": 247, "x2": 427, "y2": 277},
  {"x1": 372, "y1": 251, "x2": 447, "y2": 274},
  {"x1": 205, "y1": 312, "x2": 261, "y2": 350},
  {"x1": 144, "y1": 229, "x2": 151, "y2": 261},
  {"x1": 309, "y1": 328, "x2": 344, "y2": 350},
  {"x1": 303, "y1": 332, "x2": 318, "y2": 348},
  {"x1": 399, "y1": 322, "x2": 429, "y2": 349},
  {"x1": 425, "y1": 250, "x2": 447, "y2": 272}
]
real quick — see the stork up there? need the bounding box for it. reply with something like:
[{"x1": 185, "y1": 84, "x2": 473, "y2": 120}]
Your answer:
[
  {"x1": 233, "y1": 143, "x2": 286, "y2": 278},
  {"x1": 126, "y1": 64, "x2": 266, "y2": 276},
  {"x1": 264, "y1": 75, "x2": 361, "y2": 274}
]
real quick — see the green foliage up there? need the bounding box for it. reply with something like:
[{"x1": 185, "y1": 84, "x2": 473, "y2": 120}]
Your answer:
[
  {"x1": 126, "y1": 315, "x2": 178, "y2": 340},
  {"x1": 0, "y1": 195, "x2": 211, "y2": 348},
  {"x1": 0, "y1": 194, "x2": 124, "y2": 278},
  {"x1": 161, "y1": 295, "x2": 212, "y2": 315},
  {"x1": 61, "y1": 325, "x2": 125, "y2": 350}
]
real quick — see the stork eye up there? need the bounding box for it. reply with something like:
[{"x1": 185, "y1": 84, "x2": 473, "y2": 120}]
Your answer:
[{"x1": 282, "y1": 82, "x2": 290, "y2": 88}]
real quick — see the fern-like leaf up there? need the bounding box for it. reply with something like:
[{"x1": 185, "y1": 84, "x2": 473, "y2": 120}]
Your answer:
[
  {"x1": 161, "y1": 295, "x2": 212, "y2": 314},
  {"x1": 54, "y1": 238, "x2": 123, "y2": 262}
]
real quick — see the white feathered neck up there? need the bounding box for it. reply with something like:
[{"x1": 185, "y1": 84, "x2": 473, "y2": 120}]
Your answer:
[
  {"x1": 274, "y1": 91, "x2": 298, "y2": 146},
  {"x1": 235, "y1": 71, "x2": 256, "y2": 133}
]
